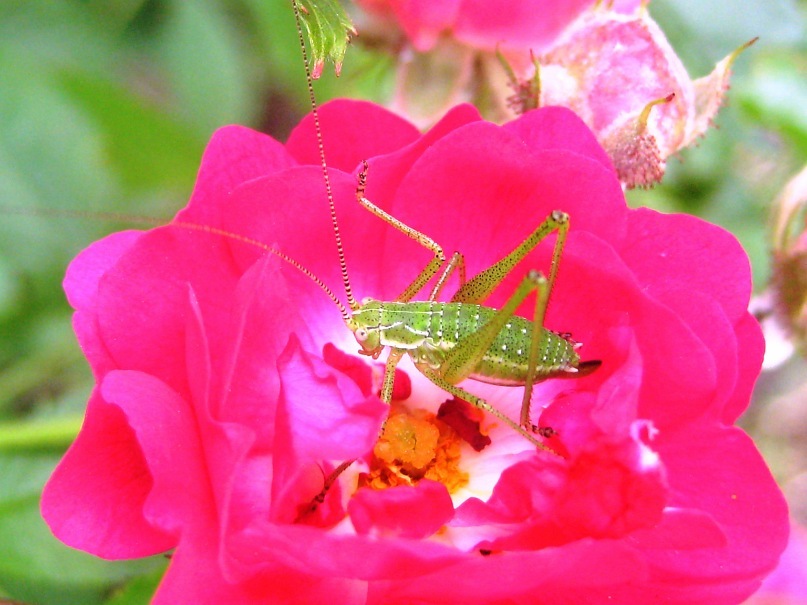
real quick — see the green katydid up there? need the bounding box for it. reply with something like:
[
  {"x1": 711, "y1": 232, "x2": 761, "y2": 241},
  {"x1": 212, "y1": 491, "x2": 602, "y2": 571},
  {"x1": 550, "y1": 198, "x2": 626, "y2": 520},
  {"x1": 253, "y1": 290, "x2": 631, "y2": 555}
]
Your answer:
[{"x1": 288, "y1": 0, "x2": 601, "y2": 457}]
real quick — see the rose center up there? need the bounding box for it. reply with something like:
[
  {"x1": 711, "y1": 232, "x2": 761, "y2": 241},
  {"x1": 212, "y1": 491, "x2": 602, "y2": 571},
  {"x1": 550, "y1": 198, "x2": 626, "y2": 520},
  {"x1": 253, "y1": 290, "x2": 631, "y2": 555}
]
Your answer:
[{"x1": 360, "y1": 405, "x2": 469, "y2": 494}]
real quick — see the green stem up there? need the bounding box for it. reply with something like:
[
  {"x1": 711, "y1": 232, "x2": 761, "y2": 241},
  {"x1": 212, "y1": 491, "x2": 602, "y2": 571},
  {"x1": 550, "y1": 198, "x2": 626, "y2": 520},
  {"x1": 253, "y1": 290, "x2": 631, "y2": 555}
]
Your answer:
[{"x1": 0, "y1": 416, "x2": 82, "y2": 450}]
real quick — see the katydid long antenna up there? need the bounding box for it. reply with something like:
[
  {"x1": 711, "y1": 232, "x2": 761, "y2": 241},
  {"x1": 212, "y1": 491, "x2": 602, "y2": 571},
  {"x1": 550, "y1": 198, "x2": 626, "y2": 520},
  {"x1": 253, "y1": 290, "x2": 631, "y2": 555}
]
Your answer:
[
  {"x1": 290, "y1": 0, "x2": 359, "y2": 314},
  {"x1": 171, "y1": 219, "x2": 352, "y2": 322},
  {"x1": 0, "y1": 204, "x2": 352, "y2": 323}
]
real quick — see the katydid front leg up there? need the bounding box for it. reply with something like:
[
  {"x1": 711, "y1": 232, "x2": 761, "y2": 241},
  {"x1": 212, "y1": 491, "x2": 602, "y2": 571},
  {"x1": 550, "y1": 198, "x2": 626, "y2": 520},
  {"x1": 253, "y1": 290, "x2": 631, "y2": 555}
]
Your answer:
[
  {"x1": 355, "y1": 160, "x2": 448, "y2": 302},
  {"x1": 429, "y1": 252, "x2": 466, "y2": 302}
]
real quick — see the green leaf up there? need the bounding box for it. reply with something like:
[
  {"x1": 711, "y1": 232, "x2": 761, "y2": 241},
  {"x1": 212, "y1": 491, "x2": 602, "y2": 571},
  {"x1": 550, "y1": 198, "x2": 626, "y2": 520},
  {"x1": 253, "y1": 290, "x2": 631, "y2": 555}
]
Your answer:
[
  {"x1": 160, "y1": 0, "x2": 257, "y2": 133},
  {"x1": 295, "y1": 0, "x2": 356, "y2": 76},
  {"x1": 103, "y1": 569, "x2": 163, "y2": 605},
  {"x1": 57, "y1": 70, "x2": 206, "y2": 194},
  {"x1": 0, "y1": 454, "x2": 166, "y2": 605},
  {"x1": 650, "y1": 0, "x2": 805, "y2": 74}
]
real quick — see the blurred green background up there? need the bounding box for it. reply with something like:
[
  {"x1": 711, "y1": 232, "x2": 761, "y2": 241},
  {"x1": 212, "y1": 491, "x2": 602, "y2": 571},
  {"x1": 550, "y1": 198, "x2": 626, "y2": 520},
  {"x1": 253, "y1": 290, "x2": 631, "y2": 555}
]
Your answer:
[{"x1": 0, "y1": 0, "x2": 804, "y2": 603}]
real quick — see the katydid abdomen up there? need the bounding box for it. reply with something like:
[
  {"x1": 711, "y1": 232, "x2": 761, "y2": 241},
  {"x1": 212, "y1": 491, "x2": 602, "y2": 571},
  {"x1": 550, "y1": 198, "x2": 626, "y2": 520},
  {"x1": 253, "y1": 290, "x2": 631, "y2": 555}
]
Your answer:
[{"x1": 351, "y1": 300, "x2": 583, "y2": 387}]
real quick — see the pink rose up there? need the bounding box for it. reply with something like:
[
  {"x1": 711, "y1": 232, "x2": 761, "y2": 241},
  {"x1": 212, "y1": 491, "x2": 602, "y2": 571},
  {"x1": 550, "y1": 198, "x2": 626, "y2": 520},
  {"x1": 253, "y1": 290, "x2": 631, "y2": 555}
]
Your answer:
[
  {"x1": 42, "y1": 100, "x2": 786, "y2": 603},
  {"x1": 358, "y1": 1, "x2": 746, "y2": 188},
  {"x1": 357, "y1": 0, "x2": 624, "y2": 53},
  {"x1": 538, "y1": 10, "x2": 755, "y2": 188}
]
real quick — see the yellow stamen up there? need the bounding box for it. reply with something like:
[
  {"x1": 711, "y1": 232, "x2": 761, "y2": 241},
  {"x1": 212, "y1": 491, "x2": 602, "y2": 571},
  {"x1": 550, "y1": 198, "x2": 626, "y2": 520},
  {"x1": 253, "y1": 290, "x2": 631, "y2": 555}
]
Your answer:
[{"x1": 361, "y1": 407, "x2": 469, "y2": 493}]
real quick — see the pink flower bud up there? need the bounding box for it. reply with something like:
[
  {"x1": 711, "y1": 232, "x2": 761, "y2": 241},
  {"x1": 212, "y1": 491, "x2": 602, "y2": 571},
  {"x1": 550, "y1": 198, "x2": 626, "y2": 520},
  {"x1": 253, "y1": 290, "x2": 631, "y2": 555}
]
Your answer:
[
  {"x1": 539, "y1": 10, "x2": 756, "y2": 187},
  {"x1": 358, "y1": 1, "x2": 752, "y2": 188},
  {"x1": 770, "y1": 166, "x2": 807, "y2": 356}
]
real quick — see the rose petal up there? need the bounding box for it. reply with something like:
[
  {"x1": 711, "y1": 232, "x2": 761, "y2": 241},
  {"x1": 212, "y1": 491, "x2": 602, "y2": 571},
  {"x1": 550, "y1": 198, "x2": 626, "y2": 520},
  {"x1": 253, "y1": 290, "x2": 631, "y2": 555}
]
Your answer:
[
  {"x1": 350, "y1": 481, "x2": 455, "y2": 539},
  {"x1": 286, "y1": 99, "x2": 420, "y2": 172},
  {"x1": 100, "y1": 369, "x2": 211, "y2": 533},
  {"x1": 41, "y1": 390, "x2": 174, "y2": 558},
  {"x1": 646, "y1": 426, "x2": 789, "y2": 601},
  {"x1": 63, "y1": 230, "x2": 142, "y2": 311},
  {"x1": 180, "y1": 125, "x2": 296, "y2": 225}
]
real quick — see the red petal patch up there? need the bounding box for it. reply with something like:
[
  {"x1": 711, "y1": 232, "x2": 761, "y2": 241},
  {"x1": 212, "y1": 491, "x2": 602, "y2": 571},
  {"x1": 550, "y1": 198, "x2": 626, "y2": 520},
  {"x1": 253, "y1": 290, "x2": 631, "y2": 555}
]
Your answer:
[{"x1": 437, "y1": 397, "x2": 492, "y2": 452}]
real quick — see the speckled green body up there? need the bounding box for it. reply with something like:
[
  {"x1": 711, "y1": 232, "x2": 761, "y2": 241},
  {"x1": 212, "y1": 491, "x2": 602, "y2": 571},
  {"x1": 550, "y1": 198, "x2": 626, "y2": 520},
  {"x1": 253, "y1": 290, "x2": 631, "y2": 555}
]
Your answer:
[{"x1": 351, "y1": 299, "x2": 580, "y2": 386}]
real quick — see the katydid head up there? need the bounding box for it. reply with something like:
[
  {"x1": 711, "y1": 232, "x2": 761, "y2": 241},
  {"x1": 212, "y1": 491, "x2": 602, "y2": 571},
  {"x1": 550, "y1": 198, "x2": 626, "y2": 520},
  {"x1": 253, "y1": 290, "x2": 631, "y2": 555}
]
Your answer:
[{"x1": 348, "y1": 299, "x2": 384, "y2": 359}]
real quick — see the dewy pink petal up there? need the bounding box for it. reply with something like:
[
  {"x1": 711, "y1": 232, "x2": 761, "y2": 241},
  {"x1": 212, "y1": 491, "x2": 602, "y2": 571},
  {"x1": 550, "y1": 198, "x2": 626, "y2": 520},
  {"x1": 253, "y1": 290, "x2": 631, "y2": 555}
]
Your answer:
[
  {"x1": 151, "y1": 526, "x2": 313, "y2": 605},
  {"x1": 213, "y1": 252, "x2": 324, "y2": 440},
  {"x1": 502, "y1": 105, "x2": 615, "y2": 172},
  {"x1": 276, "y1": 337, "x2": 386, "y2": 462},
  {"x1": 628, "y1": 507, "x2": 727, "y2": 551},
  {"x1": 227, "y1": 520, "x2": 468, "y2": 584},
  {"x1": 379, "y1": 540, "x2": 648, "y2": 603},
  {"x1": 286, "y1": 99, "x2": 421, "y2": 172},
  {"x1": 63, "y1": 231, "x2": 142, "y2": 312},
  {"x1": 64, "y1": 232, "x2": 145, "y2": 379},
  {"x1": 552, "y1": 437, "x2": 666, "y2": 540},
  {"x1": 452, "y1": 456, "x2": 566, "y2": 532},
  {"x1": 645, "y1": 427, "x2": 790, "y2": 602},
  {"x1": 373, "y1": 114, "x2": 627, "y2": 293},
  {"x1": 182, "y1": 282, "x2": 259, "y2": 526},
  {"x1": 197, "y1": 254, "x2": 329, "y2": 534},
  {"x1": 271, "y1": 336, "x2": 386, "y2": 524},
  {"x1": 452, "y1": 377, "x2": 665, "y2": 552},
  {"x1": 218, "y1": 168, "x2": 375, "y2": 312},
  {"x1": 659, "y1": 288, "x2": 739, "y2": 411},
  {"x1": 621, "y1": 210, "x2": 753, "y2": 323},
  {"x1": 415, "y1": 214, "x2": 722, "y2": 430},
  {"x1": 720, "y1": 312, "x2": 766, "y2": 423},
  {"x1": 287, "y1": 101, "x2": 483, "y2": 235},
  {"x1": 323, "y1": 342, "x2": 412, "y2": 401},
  {"x1": 92, "y1": 227, "x2": 241, "y2": 397},
  {"x1": 359, "y1": 103, "x2": 483, "y2": 213}
]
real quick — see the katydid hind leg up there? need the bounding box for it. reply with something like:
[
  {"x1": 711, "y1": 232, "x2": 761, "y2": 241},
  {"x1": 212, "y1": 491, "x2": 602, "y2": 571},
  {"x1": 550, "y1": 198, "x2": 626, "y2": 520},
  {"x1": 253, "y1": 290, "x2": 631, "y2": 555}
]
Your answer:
[
  {"x1": 451, "y1": 210, "x2": 569, "y2": 305},
  {"x1": 434, "y1": 270, "x2": 573, "y2": 439},
  {"x1": 520, "y1": 271, "x2": 550, "y2": 430}
]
